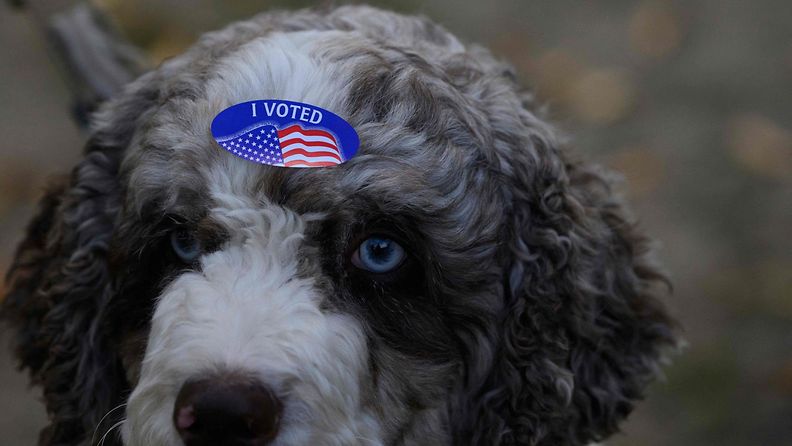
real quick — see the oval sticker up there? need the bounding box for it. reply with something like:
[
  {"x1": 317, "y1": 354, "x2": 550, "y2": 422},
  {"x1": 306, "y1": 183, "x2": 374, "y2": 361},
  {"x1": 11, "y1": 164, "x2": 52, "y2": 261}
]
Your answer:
[{"x1": 210, "y1": 100, "x2": 359, "y2": 168}]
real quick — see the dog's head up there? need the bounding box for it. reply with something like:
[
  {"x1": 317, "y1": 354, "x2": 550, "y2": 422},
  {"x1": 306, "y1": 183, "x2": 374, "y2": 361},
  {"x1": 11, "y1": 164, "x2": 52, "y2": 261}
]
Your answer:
[{"x1": 2, "y1": 6, "x2": 677, "y2": 446}]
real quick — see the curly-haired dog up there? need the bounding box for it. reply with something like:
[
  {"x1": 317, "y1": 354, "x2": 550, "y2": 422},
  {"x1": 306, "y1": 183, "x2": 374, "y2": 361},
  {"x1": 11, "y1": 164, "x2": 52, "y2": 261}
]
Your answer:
[{"x1": 2, "y1": 5, "x2": 677, "y2": 446}]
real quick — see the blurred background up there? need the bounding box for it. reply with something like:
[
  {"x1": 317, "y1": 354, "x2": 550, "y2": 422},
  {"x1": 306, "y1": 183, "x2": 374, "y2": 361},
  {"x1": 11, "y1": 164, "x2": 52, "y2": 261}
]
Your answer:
[{"x1": 1, "y1": 0, "x2": 790, "y2": 444}]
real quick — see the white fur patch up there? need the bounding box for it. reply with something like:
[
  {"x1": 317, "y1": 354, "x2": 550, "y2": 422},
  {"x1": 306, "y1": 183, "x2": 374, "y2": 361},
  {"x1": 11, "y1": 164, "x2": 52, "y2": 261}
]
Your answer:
[
  {"x1": 204, "y1": 30, "x2": 356, "y2": 119},
  {"x1": 122, "y1": 31, "x2": 383, "y2": 445},
  {"x1": 122, "y1": 195, "x2": 380, "y2": 445}
]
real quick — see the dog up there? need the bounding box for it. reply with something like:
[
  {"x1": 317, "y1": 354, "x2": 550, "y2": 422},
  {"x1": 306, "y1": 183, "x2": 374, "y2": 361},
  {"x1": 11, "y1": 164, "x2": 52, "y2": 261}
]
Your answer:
[{"x1": 1, "y1": 5, "x2": 677, "y2": 446}]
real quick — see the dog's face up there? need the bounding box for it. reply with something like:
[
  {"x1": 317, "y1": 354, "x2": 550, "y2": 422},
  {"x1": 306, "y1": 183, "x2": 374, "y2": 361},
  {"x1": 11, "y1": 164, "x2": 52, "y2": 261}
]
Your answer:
[
  {"x1": 116, "y1": 28, "x2": 506, "y2": 444},
  {"x1": 2, "y1": 6, "x2": 676, "y2": 446}
]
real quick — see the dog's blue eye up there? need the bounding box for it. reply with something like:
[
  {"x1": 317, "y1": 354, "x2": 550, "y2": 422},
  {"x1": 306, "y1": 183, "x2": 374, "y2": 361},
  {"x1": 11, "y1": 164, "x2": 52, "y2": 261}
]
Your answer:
[
  {"x1": 170, "y1": 229, "x2": 201, "y2": 263},
  {"x1": 352, "y1": 236, "x2": 406, "y2": 273}
]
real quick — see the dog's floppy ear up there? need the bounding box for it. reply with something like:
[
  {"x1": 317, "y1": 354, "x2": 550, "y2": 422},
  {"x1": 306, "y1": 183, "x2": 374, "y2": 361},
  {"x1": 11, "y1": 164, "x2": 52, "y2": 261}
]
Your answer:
[
  {"x1": 470, "y1": 107, "x2": 678, "y2": 445},
  {"x1": 1, "y1": 73, "x2": 159, "y2": 445}
]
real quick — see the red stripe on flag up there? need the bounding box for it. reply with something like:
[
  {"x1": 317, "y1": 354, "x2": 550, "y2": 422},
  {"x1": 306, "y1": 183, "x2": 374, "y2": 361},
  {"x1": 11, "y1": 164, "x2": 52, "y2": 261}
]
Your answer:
[
  {"x1": 284, "y1": 159, "x2": 339, "y2": 167},
  {"x1": 277, "y1": 124, "x2": 338, "y2": 142},
  {"x1": 279, "y1": 137, "x2": 337, "y2": 149},
  {"x1": 281, "y1": 148, "x2": 342, "y2": 161}
]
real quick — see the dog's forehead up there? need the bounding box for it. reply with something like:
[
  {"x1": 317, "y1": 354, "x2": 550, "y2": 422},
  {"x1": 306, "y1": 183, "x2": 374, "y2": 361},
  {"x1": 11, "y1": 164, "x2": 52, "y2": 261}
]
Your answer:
[
  {"x1": 204, "y1": 31, "x2": 356, "y2": 116},
  {"x1": 123, "y1": 28, "x2": 496, "y2": 228}
]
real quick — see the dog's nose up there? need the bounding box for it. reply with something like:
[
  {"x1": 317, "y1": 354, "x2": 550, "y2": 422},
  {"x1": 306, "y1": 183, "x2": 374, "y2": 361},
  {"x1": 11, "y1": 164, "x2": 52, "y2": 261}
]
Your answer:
[{"x1": 173, "y1": 377, "x2": 282, "y2": 446}]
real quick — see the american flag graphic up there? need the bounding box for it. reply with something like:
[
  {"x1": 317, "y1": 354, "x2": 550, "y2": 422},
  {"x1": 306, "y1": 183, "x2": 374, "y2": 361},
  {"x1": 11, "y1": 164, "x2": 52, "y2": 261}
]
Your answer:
[{"x1": 218, "y1": 123, "x2": 342, "y2": 167}]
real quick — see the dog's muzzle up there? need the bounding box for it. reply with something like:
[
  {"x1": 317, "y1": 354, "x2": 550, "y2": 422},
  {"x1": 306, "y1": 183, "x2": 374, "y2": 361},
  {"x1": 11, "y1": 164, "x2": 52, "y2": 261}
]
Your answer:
[{"x1": 172, "y1": 374, "x2": 283, "y2": 446}]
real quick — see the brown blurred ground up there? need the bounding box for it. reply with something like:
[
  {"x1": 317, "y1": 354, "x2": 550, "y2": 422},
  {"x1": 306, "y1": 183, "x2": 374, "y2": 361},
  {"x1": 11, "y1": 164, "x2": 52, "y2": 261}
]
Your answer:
[{"x1": 1, "y1": 0, "x2": 791, "y2": 445}]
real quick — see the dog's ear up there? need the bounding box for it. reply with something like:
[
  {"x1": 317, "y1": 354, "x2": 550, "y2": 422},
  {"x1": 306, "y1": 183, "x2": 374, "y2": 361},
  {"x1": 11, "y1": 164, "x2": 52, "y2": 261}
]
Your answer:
[
  {"x1": 470, "y1": 108, "x2": 678, "y2": 445},
  {"x1": 1, "y1": 73, "x2": 160, "y2": 445}
]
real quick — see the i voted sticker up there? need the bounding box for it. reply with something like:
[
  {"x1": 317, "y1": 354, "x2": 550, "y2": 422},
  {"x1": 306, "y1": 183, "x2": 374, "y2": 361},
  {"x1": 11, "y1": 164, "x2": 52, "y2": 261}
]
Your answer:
[{"x1": 211, "y1": 100, "x2": 359, "y2": 167}]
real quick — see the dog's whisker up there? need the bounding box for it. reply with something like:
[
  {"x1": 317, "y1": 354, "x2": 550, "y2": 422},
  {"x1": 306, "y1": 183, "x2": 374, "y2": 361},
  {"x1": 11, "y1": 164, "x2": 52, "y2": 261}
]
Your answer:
[
  {"x1": 98, "y1": 419, "x2": 125, "y2": 446},
  {"x1": 90, "y1": 404, "x2": 127, "y2": 446}
]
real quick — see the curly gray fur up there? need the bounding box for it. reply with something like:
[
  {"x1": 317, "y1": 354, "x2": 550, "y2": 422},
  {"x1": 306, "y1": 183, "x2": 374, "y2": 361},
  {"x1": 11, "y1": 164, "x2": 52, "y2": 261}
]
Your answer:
[{"x1": 2, "y1": 5, "x2": 677, "y2": 446}]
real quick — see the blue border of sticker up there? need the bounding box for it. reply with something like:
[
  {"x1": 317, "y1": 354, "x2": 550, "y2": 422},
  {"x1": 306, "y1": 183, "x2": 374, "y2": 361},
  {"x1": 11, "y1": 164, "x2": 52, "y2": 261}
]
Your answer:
[{"x1": 210, "y1": 99, "x2": 359, "y2": 168}]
